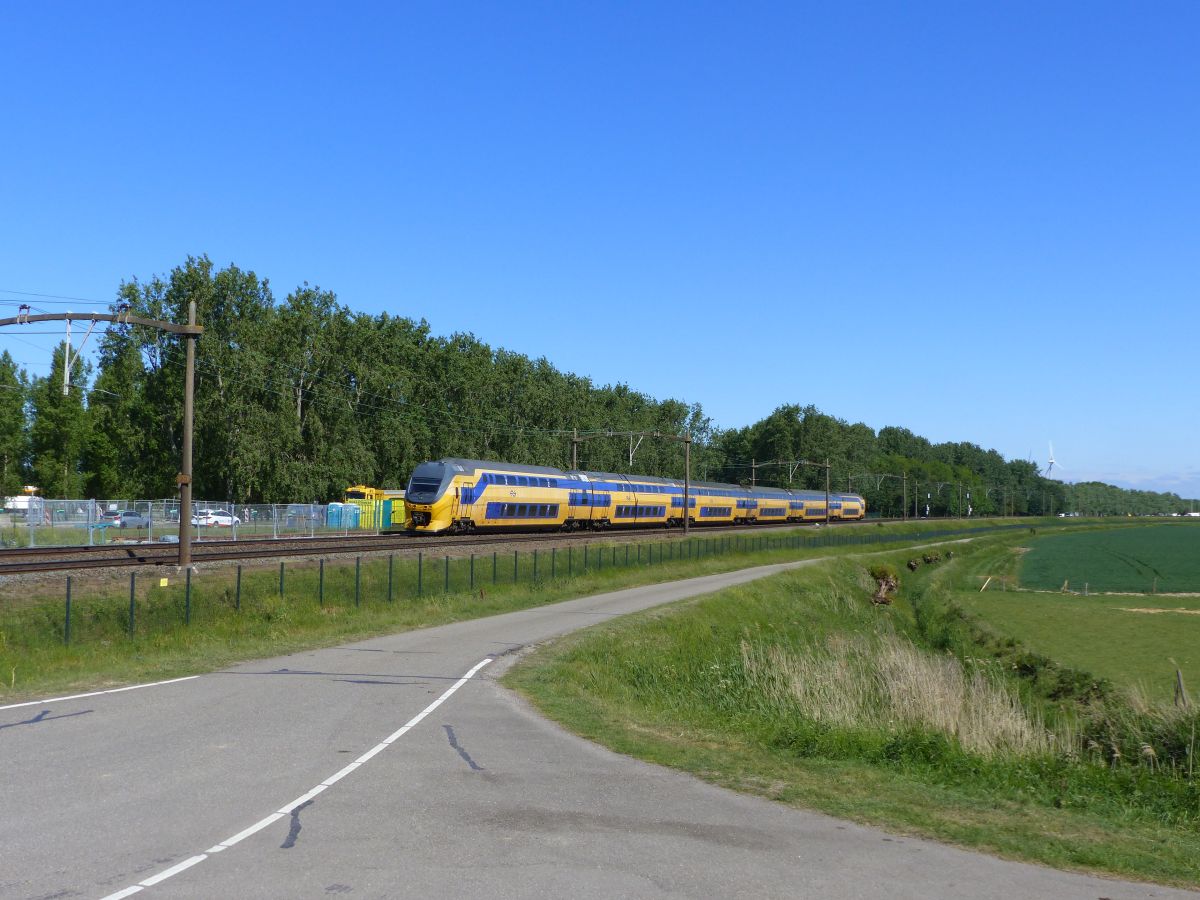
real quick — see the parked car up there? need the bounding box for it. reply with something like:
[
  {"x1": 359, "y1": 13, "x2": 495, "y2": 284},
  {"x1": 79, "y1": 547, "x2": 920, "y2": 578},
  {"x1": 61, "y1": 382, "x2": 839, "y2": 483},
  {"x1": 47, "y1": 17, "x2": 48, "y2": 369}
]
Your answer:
[
  {"x1": 191, "y1": 509, "x2": 241, "y2": 527},
  {"x1": 116, "y1": 510, "x2": 151, "y2": 529}
]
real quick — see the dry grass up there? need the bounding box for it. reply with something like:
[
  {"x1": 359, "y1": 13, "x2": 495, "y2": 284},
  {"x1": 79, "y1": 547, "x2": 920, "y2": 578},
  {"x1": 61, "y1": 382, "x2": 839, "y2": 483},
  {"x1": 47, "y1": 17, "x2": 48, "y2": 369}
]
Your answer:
[{"x1": 741, "y1": 633, "x2": 1052, "y2": 757}]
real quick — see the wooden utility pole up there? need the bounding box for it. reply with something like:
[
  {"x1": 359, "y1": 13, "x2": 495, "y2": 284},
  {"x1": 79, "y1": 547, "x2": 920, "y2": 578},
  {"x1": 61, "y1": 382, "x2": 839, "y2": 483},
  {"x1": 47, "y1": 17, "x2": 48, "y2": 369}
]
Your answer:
[
  {"x1": 825, "y1": 458, "x2": 831, "y2": 525},
  {"x1": 179, "y1": 301, "x2": 198, "y2": 569},
  {"x1": 683, "y1": 430, "x2": 691, "y2": 536}
]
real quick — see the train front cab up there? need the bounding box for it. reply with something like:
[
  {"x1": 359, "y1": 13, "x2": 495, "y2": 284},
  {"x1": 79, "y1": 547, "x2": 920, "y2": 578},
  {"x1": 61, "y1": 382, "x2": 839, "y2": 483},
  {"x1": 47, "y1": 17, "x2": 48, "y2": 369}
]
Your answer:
[
  {"x1": 407, "y1": 459, "x2": 577, "y2": 534},
  {"x1": 405, "y1": 461, "x2": 458, "y2": 532}
]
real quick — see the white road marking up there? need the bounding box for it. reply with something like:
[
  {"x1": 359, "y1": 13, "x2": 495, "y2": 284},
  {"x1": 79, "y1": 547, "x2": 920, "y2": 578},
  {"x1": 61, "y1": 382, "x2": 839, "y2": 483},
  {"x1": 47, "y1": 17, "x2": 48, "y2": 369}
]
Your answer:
[
  {"x1": 0, "y1": 676, "x2": 200, "y2": 711},
  {"x1": 140, "y1": 855, "x2": 207, "y2": 886},
  {"x1": 97, "y1": 656, "x2": 493, "y2": 899}
]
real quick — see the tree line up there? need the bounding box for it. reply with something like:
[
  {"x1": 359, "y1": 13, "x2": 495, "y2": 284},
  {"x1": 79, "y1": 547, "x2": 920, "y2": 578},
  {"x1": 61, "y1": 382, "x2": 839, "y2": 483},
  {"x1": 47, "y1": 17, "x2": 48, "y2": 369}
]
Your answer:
[{"x1": 1, "y1": 255, "x2": 1194, "y2": 518}]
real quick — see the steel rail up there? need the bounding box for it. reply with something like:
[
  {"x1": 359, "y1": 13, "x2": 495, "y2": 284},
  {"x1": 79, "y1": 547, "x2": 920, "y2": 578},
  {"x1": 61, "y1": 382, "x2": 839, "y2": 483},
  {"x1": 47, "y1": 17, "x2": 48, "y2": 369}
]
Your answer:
[{"x1": 0, "y1": 518, "x2": 902, "y2": 576}]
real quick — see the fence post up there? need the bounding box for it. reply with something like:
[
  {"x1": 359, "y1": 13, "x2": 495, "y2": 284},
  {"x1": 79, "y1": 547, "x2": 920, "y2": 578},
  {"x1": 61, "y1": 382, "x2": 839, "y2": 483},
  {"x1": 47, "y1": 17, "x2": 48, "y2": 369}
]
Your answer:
[
  {"x1": 64, "y1": 576, "x2": 72, "y2": 645},
  {"x1": 185, "y1": 568, "x2": 192, "y2": 625},
  {"x1": 388, "y1": 555, "x2": 394, "y2": 602},
  {"x1": 128, "y1": 573, "x2": 136, "y2": 638},
  {"x1": 355, "y1": 556, "x2": 361, "y2": 607},
  {"x1": 470, "y1": 554, "x2": 475, "y2": 590},
  {"x1": 569, "y1": 546, "x2": 573, "y2": 576},
  {"x1": 319, "y1": 559, "x2": 325, "y2": 606},
  {"x1": 626, "y1": 544, "x2": 630, "y2": 566},
  {"x1": 513, "y1": 550, "x2": 519, "y2": 584},
  {"x1": 444, "y1": 556, "x2": 450, "y2": 594},
  {"x1": 584, "y1": 544, "x2": 588, "y2": 572},
  {"x1": 279, "y1": 561, "x2": 285, "y2": 597},
  {"x1": 236, "y1": 565, "x2": 242, "y2": 611},
  {"x1": 418, "y1": 552, "x2": 423, "y2": 597}
]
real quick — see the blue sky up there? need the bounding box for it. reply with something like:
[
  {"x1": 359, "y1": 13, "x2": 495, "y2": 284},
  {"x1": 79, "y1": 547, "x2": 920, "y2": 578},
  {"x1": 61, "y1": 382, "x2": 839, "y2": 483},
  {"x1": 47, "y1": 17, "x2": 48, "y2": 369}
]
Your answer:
[{"x1": 1, "y1": 2, "x2": 1197, "y2": 497}]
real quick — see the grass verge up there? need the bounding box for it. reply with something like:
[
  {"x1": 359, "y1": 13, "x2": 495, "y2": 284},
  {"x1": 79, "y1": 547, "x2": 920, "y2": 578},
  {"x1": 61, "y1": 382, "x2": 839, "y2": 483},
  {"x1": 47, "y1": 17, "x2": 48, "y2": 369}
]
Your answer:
[{"x1": 504, "y1": 541, "x2": 1200, "y2": 888}]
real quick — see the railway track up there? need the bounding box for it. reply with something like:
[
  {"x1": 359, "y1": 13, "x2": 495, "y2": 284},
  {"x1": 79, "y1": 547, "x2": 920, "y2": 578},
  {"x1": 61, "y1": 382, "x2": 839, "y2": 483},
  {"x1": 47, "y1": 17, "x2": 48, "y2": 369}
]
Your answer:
[{"x1": 0, "y1": 518, "x2": 897, "y2": 576}]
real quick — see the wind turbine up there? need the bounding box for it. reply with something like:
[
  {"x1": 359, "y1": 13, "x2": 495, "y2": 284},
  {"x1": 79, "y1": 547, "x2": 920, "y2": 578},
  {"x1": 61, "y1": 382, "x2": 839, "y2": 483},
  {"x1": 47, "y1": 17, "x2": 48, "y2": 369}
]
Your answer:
[{"x1": 1044, "y1": 442, "x2": 1061, "y2": 478}]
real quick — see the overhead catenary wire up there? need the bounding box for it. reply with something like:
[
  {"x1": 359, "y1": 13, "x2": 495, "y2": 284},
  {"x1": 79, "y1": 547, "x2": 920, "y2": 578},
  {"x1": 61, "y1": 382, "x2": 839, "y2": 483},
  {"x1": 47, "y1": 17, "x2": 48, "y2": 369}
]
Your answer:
[
  {"x1": 0, "y1": 288, "x2": 114, "y2": 305},
  {"x1": 4, "y1": 288, "x2": 700, "y2": 440},
  {"x1": 2, "y1": 290, "x2": 698, "y2": 461},
  {"x1": 161, "y1": 348, "x2": 689, "y2": 443}
]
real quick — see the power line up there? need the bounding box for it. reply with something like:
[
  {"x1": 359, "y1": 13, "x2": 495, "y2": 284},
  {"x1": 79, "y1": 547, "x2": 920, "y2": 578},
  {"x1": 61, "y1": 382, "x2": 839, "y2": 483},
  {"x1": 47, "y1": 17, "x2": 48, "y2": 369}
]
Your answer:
[{"x1": 0, "y1": 288, "x2": 112, "y2": 305}]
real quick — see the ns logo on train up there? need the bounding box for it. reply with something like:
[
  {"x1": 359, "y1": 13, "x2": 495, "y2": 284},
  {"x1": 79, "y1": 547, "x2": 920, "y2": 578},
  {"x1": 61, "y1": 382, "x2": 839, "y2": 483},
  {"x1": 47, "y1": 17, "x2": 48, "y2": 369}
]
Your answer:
[{"x1": 403, "y1": 458, "x2": 865, "y2": 535}]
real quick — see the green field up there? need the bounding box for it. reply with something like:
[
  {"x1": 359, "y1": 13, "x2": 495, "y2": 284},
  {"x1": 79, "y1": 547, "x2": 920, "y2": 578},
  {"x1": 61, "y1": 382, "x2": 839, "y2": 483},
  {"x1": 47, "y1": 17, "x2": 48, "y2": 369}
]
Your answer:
[
  {"x1": 1019, "y1": 523, "x2": 1200, "y2": 594},
  {"x1": 955, "y1": 590, "x2": 1200, "y2": 702}
]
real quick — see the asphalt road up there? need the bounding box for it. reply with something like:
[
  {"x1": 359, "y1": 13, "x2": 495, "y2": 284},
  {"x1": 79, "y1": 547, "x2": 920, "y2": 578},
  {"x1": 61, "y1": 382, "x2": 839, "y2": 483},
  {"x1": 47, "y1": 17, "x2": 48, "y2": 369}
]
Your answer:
[{"x1": 2, "y1": 559, "x2": 1194, "y2": 900}]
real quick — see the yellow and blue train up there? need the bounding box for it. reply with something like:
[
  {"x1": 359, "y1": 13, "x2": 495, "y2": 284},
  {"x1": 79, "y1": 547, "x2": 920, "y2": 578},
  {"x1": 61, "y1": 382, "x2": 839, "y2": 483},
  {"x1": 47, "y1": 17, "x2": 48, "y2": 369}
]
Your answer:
[{"x1": 403, "y1": 458, "x2": 865, "y2": 534}]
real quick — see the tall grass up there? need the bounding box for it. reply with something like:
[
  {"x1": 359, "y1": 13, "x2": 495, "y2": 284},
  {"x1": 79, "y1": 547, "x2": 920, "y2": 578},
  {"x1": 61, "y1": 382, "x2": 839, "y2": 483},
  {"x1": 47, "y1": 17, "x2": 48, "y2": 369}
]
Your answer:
[{"x1": 741, "y1": 633, "x2": 1051, "y2": 757}]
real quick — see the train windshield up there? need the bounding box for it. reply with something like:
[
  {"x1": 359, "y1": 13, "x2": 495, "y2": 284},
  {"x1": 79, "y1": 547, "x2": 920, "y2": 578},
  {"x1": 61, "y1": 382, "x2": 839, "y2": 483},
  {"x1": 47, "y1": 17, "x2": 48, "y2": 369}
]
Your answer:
[{"x1": 406, "y1": 462, "x2": 450, "y2": 501}]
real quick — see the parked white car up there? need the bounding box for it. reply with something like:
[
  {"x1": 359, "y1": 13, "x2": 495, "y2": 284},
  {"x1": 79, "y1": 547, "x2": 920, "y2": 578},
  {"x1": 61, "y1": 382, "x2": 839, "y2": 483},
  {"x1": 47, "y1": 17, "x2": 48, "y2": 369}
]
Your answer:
[{"x1": 191, "y1": 509, "x2": 241, "y2": 527}]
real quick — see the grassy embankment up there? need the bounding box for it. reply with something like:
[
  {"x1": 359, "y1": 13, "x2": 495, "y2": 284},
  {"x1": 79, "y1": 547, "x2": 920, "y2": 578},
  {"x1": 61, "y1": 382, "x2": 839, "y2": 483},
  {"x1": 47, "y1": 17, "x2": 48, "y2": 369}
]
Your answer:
[
  {"x1": 505, "y1": 525, "x2": 1200, "y2": 888},
  {"x1": 0, "y1": 518, "x2": 1035, "y2": 702}
]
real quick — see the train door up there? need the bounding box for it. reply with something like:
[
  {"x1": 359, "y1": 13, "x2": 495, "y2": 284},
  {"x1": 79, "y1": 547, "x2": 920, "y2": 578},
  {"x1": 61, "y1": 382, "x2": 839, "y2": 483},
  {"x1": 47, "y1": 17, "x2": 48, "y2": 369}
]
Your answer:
[
  {"x1": 453, "y1": 481, "x2": 473, "y2": 530},
  {"x1": 565, "y1": 474, "x2": 592, "y2": 529}
]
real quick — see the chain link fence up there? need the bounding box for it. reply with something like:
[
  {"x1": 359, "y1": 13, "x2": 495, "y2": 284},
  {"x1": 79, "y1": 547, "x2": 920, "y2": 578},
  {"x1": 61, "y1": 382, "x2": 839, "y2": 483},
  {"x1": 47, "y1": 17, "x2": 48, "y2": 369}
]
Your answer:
[{"x1": 0, "y1": 498, "x2": 389, "y2": 548}]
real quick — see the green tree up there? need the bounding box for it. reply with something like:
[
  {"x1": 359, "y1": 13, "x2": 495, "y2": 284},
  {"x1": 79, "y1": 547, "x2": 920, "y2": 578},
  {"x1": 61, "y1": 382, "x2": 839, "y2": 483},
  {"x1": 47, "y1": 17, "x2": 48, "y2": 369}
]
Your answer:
[
  {"x1": 84, "y1": 329, "x2": 151, "y2": 499},
  {"x1": 29, "y1": 344, "x2": 91, "y2": 497},
  {"x1": 0, "y1": 350, "x2": 30, "y2": 496}
]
